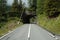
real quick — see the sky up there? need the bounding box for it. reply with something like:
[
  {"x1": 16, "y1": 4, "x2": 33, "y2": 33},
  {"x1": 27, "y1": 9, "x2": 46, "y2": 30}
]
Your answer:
[{"x1": 7, "y1": 0, "x2": 29, "y2": 7}]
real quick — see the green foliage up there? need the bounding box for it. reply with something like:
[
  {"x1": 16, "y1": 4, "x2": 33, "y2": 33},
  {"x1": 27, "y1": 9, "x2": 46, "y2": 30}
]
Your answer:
[
  {"x1": 37, "y1": 0, "x2": 60, "y2": 16},
  {"x1": 37, "y1": 14, "x2": 60, "y2": 34},
  {"x1": 0, "y1": 0, "x2": 24, "y2": 36},
  {"x1": 0, "y1": 0, "x2": 7, "y2": 22},
  {"x1": 0, "y1": 19, "x2": 23, "y2": 37},
  {"x1": 44, "y1": 0, "x2": 60, "y2": 16},
  {"x1": 37, "y1": 0, "x2": 60, "y2": 34},
  {"x1": 10, "y1": 0, "x2": 23, "y2": 18},
  {"x1": 0, "y1": 22, "x2": 5, "y2": 28},
  {"x1": 29, "y1": 0, "x2": 37, "y2": 11},
  {"x1": 37, "y1": 0, "x2": 45, "y2": 15}
]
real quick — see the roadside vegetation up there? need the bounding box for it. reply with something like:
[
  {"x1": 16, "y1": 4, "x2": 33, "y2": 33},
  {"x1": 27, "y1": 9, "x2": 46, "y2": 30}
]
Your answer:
[
  {"x1": 0, "y1": 0, "x2": 23, "y2": 37},
  {"x1": 0, "y1": 17, "x2": 23, "y2": 37},
  {"x1": 37, "y1": 0, "x2": 60, "y2": 35}
]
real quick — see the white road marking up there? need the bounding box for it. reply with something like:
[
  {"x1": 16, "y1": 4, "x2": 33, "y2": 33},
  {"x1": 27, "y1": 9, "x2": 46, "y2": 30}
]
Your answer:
[
  {"x1": 55, "y1": 37, "x2": 59, "y2": 40},
  {"x1": 0, "y1": 31, "x2": 13, "y2": 39},
  {"x1": 0, "y1": 25, "x2": 20, "y2": 39},
  {"x1": 27, "y1": 24, "x2": 31, "y2": 40},
  {"x1": 48, "y1": 33, "x2": 55, "y2": 38}
]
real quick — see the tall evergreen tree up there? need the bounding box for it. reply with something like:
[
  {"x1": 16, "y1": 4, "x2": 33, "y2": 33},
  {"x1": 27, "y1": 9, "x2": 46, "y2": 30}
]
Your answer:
[
  {"x1": 0, "y1": 0, "x2": 7, "y2": 22},
  {"x1": 11, "y1": 0, "x2": 18, "y2": 12},
  {"x1": 29, "y1": 0, "x2": 37, "y2": 12},
  {"x1": 11, "y1": 0, "x2": 23, "y2": 18},
  {"x1": 9, "y1": 0, "x2": 18, "y2": 17},
  {"x1": 18, "y1": 0, "x2": 23, "y2": 14}
]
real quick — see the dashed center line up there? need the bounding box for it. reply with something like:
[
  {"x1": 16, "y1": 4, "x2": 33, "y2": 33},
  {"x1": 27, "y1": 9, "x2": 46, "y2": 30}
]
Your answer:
[{"x1": 27, "y1": 24, "x2": 31, "y2": 40}]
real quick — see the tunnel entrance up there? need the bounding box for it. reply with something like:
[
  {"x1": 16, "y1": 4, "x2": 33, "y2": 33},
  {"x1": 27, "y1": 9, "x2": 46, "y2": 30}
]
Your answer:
[
  {"x1": 21, "y1": 11, "x2": 36, "y2": 24},
  {"x1": 22, "y1": 15, "x2": 30, "y2": 24},
  {"x1": 21, "y1": 14, "x2": 36, "y2": 24}
]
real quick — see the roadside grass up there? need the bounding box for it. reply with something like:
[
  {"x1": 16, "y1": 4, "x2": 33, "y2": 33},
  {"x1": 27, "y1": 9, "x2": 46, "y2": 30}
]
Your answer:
[
  {"x1": 0, "y1": 17, "x2": 23, "y2": 37},
  {"x1": 37, "y1": 14, "x2": 60, "y2": 35}
]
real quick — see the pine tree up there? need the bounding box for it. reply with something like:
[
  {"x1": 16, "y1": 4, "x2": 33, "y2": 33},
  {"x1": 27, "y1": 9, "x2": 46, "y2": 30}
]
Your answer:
[
  {"x1": 29, "y1": 0, "x2": 37, "y2": 12},
  {"x1": 11, "y1": 0, "x2": 18, "y2": 12},
  {"x1": 0, "y1": 0, "x2": 7, "y2": 22},
  {"x1": 32, "y1": 0, "x2": 37, "y2": 10},
  {"x1": 0, "y1": 0, "x2": 6, "y2": 13},
  {"x1": 10, "y1": 0, "x2": 19, "y2": 17},
  {"x1": 18, "y1": 0, "x2": 23, "y2": 14},
  {"x1": 11, "y1": 0, "x2": 23, "y2": 18}
]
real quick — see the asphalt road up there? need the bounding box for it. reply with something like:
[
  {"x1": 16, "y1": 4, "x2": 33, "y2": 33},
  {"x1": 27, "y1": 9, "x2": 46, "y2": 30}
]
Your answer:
[{"x1": 0, "y1": 24, "x2": 58, "y2": 40}]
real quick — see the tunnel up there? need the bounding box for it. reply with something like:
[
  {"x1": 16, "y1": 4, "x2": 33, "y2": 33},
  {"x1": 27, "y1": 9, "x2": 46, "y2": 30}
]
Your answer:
[
  {"x1": 21, "y1": 15, "x2": 33, "y2": 24},
  {"x1": 21, "y1": 14, "x2": 36, "y2": 24}
]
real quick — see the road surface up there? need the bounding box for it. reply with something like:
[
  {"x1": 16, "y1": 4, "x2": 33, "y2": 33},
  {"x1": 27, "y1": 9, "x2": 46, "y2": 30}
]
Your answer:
[{"x1": 0, "y1": 24, "x2": 58, "y2": 40}]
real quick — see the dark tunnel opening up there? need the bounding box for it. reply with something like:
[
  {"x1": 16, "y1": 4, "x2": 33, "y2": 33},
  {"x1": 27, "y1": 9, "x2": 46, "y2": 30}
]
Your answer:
[
  {"x1": 21, "y1": 8, "x2": 36, "y2": 24},
  {"x1": 21, "y1": 14, "x2": 36, "y2": 24}
]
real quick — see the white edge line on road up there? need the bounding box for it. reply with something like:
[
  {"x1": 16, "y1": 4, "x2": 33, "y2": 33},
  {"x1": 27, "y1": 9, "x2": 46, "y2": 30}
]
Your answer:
[
  {"x1": 27, "y1": 24, "x2": 31, "y2": 40},
  {"x1": 0, "y1": 31, "x2": 13, "y2": 39},
  {"x1": 48, "y1": 33, "x2": 55, "y2": 38},
  {"x1": 48, "y1": 33, "x2": 59, "y2": 40},
  {"x1": 0, "y1": 24, "x2": 23, "y2": 39},
  {"x1": 0, "y1": 26, "x2": 19, "y2": 40}
]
